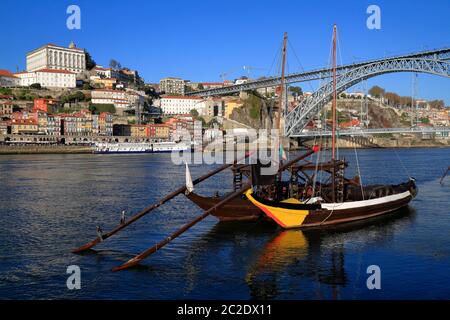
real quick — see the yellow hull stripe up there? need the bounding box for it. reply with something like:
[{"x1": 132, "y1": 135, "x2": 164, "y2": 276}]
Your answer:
[{"x1": 245, "y1": 190, "x2": 310, "y2": 229}]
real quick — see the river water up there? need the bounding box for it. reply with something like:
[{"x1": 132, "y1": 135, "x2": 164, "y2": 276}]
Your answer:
[{"x1": 0, "y1": 148, "x2": 449, "y2": 299}]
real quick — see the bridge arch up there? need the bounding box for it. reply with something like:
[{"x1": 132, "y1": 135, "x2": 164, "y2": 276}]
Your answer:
[{"x1": 285, "y1": 58, "x2": 450, "y2": 136}]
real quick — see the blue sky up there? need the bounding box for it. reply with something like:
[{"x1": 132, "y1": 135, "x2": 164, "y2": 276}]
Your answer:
[{"x1": 1, "y1": 0, "x2": 449, "y2": 104}]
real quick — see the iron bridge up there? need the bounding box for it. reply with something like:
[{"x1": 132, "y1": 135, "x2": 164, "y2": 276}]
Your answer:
[
  {"x1": 291, "y1": 127, "x2": 450, "y2": 138},
  {"x1": 187, "y1": 47, "x2": 450, "y2": 137}
]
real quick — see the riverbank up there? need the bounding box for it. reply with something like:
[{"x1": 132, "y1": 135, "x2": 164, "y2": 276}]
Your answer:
[
  {"x1": 0, "y1": 145, "x2": 94, "y2": 154},
  {"x1": 1, "y1": 137, "x2": 450, "y2": 155},
  {"x1": 298, "y1": 136, "x2": 450, "y2": 149}
]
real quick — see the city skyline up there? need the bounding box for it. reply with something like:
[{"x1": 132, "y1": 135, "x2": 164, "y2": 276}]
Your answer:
[{"x1": 1, "y1": 0, "x2": 449, "y2": 104}]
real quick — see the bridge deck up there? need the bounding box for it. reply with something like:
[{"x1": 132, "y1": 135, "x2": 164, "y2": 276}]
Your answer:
[{"x1": 291, "y1": 127, "x2": 450, "y2": 137}]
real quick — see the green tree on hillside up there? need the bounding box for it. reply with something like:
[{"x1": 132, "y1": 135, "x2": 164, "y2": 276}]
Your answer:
[
  {"x1": 30, "y1": 83, "x2": 42, "y2": 90},
  {"x1": 289, "y1": 86, "x2": 303, "y2": 96},
  {"x1": 85, "y1": 50, "x2": 96, "y2": 70},
  {"x1": 109, "y1": 59, "x2": 120, "y2": 70},
  {"x1": 369, "y1": 85, "x2": 385, "y2": 98},
  {"x1": 89, "y1": 103, "x2": 116, "y2": 114},
  {"x1": 190, "y1": 109, "x2": 199, "y2": 118}
]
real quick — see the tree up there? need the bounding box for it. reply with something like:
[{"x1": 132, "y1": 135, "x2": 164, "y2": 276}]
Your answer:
[
  {"x1": 289, "y1": 86, "x2": 303, "y2": 96},
  {"x1": 61, "y1": 91, "x2": 86, "y2": 104},
  {"x1": 85, "y1": 50, "x2": 96, "y2": 70},
  {"x1": 197, "y1": 116, "x2": 206, "y2": 126},
  {"x1": 109, "y1": 59, "x2": 120, "y2": 70},
  {"x1": 30, "y1": 83, "x2": 42, "y2": 90},
  {"x1": 428, "y1": 100, "x2": 445, "y2": 109},
  {"x1": 109, "y1": 59, "x2": 117, "y2": 70},
  {"x1": 82, "y1": 83, "x2": 93, "y2": 90},
  {"x1": 384, "y1": 92, "x2": 400, "y2": 107},
  {"x1": 0, "y1": 87, "x2": 12, "y2": 95},
  {"x1": 89, "y1": 103, "x2": 116, "y2": 114},
  {"x1": 369, "y1": 85, "x2": 385, "y2": 98},
  {"x1": 190, "y1": 108, "x2": 199, "y2": 118},
  {"x1": 197, "y1": 83, "x2": 204, "y2": 90},
  {"x1": 143, "y1": 85, "x2": 159, "y2": 98}
]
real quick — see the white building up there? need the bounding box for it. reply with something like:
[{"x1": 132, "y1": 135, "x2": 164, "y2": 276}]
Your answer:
[
  {"x1": 160, "y1": 77, "x2": 185, "y2": 95},
  {"x1": 91, "y1": 89, "x2": 145, "y2": 115},
  {"x1": 235, "y1": 77, "x2": 249, "y2": 85},
  {"x1": 91, "y1": 89, "x2": 129, "y2": 107},
  {"x1": 94, "y1": 66, "x2": 120, "y2": 79},
  {"x1": 14, "y1": 69, "x2": 76, "y2": 88},
  {"x1": 26, "y1": 42, "x2": 86, "y2": 74},
  {"x1": 0, "y1": 70, "x2": 20, "y2": 87},
  {"x1": 160, "y1": 96, "x2": 206, "y2": 115}
]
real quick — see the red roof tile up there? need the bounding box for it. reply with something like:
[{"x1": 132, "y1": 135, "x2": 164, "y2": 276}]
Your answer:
[
  {"x1": 162, "y1": 96, "x2": 202, "y2": 100},
  {"x1": 35, "y1": 68, "x2": 76, "y2": 74},
  {"x1": 0, "y1": 69, "x2": 18, "y2": 78}
]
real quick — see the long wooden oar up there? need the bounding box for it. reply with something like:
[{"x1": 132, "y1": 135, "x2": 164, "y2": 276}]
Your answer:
[
  {"x1": 110, "y1": 148, "x2": 319, "y2": 271},
  {"x1": 72, "y1": 154, "x2": 252, "y2": 253},
  {"x1": 440, "y1": 166, "x2": 450, "y2": 184},
  {"x1": 279, "y1": 149, "x2": 315, "y2": 171},
  {"x1": 111, "y1": 182, "x2": 252, "y2": 272}
]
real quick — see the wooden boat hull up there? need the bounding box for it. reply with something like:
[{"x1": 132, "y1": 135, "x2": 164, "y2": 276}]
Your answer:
[
  {"x1": 186, "y1": 192, "x2": 263, "y2": 222},
  {"x1": 245, "y1": 180, "x2": 417, "y2": 229}
]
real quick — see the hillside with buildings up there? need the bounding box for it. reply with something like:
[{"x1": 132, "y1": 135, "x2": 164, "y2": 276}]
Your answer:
[{"x1": 1, "y1": 41, "x2": 449, "y2": 149}]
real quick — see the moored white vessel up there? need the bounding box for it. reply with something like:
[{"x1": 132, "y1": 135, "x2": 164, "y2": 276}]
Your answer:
[{"x1": 94, "y1": 141, "x2": 190, "y2": 154}]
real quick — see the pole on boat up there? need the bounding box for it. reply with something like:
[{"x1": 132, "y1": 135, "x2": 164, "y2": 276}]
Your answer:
[
  {"x1": 278, "y1": 149, "x2": 315, "y2": 172},
  {"x1": 111, "y1": 149, "x2": 318, "y2": 272},
  {"x1": 275, "y1": 32, "x2": 288, "y2": 198},
  {"x1": 331, "y1": 24, "x2": 338, "y2": 203},
  {"x1": 72, "y1": 153, "x2": 252, "y2": 253},
  {"x1": 111, "y1": 182, "x2": 252, "y2": 272}
]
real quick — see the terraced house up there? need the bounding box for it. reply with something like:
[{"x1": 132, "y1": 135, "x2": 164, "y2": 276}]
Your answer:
[{"x1": 11, "y1": 118, "x2": 38, "y2": 134}]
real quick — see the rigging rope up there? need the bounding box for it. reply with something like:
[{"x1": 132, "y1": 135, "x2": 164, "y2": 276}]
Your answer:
[
  {"x1": 353, "y1": 145, "x2": 365, "y2": 200},
  {"x1": 393, "y1": 148, "x2": 411, "y2": 179},
  {"x1": 266, "y1": 40, "x2": 283, "y2": 78}
]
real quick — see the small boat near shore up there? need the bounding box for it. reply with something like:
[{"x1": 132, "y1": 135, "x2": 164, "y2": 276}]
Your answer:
[{"x1": 93, "y1": 141, "x2": 190, "y2": 154}]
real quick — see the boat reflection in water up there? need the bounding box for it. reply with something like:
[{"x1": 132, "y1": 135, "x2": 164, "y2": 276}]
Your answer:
[
  {"x1": 243, "y1": 206, "x2": 415, "y2": 299},
  {"x1": 110, "y1": 205, "x2": 415, "y2": 299}
]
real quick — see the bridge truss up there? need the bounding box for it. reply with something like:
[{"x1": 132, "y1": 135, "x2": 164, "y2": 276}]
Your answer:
[
  {"x1": 291, "y1": 126, "x2": 450, "y2": 138},
  {"x1": 284, "y1": 58, "x2": 450, "y2": 136},
  {"x1": 186, "y1": 48, "x2": 450, "y2": 97},
  {"x1": 186, "y1": 47, "x2": 450, "y2": 138}
]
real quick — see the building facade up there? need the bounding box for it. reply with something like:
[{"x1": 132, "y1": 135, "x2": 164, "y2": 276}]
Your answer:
[
  {"x1": 15, "y1": 69, "x2": 76, "y2": 88},
  {"x1": 11, "y1": 118, "x2": 39, "y2": 134},
  {"x1": 130, "y1": 124, "x2": 148, "y2": 138},
  {"x1": 147, "y1": 124, "x2": 170, "y2": 139},
  {"x1": 160, "y1": 77, "x2": 185, "y2": 95},
  {"x1": 90, "y1": 76, "x2": 117, "y2": 89},
  {"x1": 0, "y1": 70, "x2": 20, "y2": 87},
  {"x1": 160, "y1": 96, "x2": 205, "y2": 115},
  {"x1": 91, "y1": 89, "x2": 130, "y2": 114},
  {"x1": 0, "y1": 102, "x2": 13, "y2": 115},
  {"x1": 98, "y1": 112, "x2": 113, "y2": 136},
  {"x1": 33, "y1": 98, "x2": 58, "y2": 113},
  {"x1": 26, "y1": 42, "x2": 86, "y2": 74}
]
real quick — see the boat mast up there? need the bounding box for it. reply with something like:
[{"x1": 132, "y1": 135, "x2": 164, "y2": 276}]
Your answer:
[
  {"x1": 331, "y1": 25, "x2": 337, "y2": 161},
  {"x1": 331, "y1": 24, "x2": 337, "y2": 203},
  {"x1": 276, "y1": 32, "x2": 288, "y2": 190},
  {"x1": 276, "y1": 32, "x2": 288, "y2": 132}
]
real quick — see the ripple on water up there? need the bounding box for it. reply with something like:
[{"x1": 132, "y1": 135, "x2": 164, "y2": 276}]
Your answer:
[{"x1": 0, "y1": 149, "x2": 449, "y2": 299}]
